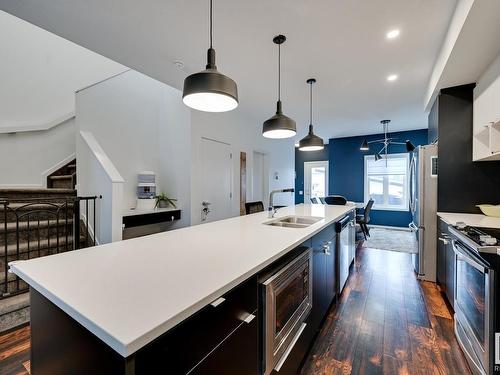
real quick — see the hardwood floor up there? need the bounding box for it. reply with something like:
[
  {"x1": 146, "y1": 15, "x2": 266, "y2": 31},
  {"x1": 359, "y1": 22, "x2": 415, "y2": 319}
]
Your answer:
[
  {"x1": 0, "y1": 325, "x2": 30, "y2": 375},
  {"x1": 300, "y1": 246, "x2": 471, "y2": 375},
  {"x1": 0, "y1": 246, "x2": 471, "y2": 375}
]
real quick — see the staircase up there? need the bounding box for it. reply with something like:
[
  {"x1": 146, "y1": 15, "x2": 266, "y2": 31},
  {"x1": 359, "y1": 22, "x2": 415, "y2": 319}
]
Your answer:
[
  {"x1": 47, "y1": 159, "x2": 76, "y2": 189},
  {"x1": 0, "y1": 188, "x2": 78, "y2": 332}
]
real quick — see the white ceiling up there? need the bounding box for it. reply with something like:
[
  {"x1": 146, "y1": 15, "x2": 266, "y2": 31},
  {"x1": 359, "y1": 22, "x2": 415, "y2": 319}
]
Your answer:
[
  {"x1": 0, "y1": 0, "x2": 459, "y2": 139},
  {"x1": 0, "y1": 11, "x2": 125, "y2": 132}
]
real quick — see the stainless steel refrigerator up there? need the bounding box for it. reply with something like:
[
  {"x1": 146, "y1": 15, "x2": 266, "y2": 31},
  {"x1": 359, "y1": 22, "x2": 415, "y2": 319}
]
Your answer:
[{"x1": 409, "y1": 143, "x2": 438, "y2": 282}]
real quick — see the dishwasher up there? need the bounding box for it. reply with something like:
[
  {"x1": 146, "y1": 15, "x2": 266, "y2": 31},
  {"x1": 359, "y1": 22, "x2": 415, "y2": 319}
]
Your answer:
[{"x1": 336, "y1": 215, "x2": 351, "y2": 294}]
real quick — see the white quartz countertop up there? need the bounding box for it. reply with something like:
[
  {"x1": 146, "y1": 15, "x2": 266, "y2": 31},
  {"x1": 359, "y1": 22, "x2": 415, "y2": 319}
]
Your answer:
[
  {"x1": 10, "y1": 204, "x2": 354, "y2": 357},
  {"x1": 437, "y1": 212, "x2": 500, "y2": 229}
]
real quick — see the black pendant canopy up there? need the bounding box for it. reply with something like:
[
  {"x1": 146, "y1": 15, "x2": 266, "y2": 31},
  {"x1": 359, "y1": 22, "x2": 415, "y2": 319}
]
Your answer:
[
  {"x1": 299, "y1": 78, "x2": 324, "y2": 151},
  {"x1": 360, "y1": 139, "x2": 369, "y2": 151},
  {"x1": 262, "y1": 35, "x2": 297, "y2": 139},
  {"x1": 182, "y1": 0, "x2": 238, "y2": 112}
]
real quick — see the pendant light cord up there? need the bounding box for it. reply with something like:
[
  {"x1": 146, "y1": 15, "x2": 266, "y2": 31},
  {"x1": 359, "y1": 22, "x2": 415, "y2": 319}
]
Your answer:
[
  {"x1": 209, "y1": 0, "x2": 213, "y2": 48},
  {"x1": 278, "y1": 43, "x2": 281, "y2": 101},
  {"x1": 309, "y1": 81, "x2": 313, "y2": 125}
]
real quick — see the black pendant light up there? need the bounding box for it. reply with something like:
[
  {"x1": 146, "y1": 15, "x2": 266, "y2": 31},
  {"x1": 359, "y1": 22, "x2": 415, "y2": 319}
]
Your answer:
[
  {"x1": 405, "y1": 140, "x2": 416, "y2": 152},
  {"x1": 299, "y1": 79, "x2": 324, "y2": 151},
  {"x1": 374, "y1": 153, "x2": 382, "y2": 161},
  {"x1": 262, "y1": 35, "x2": 296, "y2": 139},
  {"x1": 182, "y1": 0, "x2": 238, "y2": 112},
  {"x1": 360, "y1": 139, "x2": 369, "y2": 151}
]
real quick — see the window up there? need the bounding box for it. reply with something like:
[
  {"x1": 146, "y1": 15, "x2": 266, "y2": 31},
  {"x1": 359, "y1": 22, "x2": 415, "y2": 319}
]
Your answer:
[{"x1": 364, "y1": 153, "x2": 409, "y2": 211}]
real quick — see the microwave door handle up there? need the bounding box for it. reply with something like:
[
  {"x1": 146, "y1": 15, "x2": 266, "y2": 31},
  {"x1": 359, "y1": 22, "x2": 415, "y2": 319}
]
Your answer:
[{"x1": 452, "y1": 240, "x2": 487, "y2": 273}]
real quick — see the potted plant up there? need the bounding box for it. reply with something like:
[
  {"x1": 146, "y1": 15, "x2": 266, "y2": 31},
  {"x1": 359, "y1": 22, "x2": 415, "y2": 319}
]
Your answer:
[{"x1": 155, "y1": 193, "x2": 177, "y2": 209}]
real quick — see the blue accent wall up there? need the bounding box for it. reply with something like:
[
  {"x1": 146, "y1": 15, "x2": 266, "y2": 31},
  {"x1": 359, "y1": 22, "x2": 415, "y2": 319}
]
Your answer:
[
  {"x1": 294, "y1": 145, "x2": 329, "y2": 204},
  {"x1": 329, "y1": 129, "x2": 428, "y2": 227},
  {"x1": 294, "y1": 129, "x2": 429, "y2": 227}
]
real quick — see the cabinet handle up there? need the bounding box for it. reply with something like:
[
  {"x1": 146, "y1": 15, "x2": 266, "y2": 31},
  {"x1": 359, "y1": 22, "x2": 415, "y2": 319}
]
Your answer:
[
  {"x1": 210, "y1": 297, "x2": 225, "y2": 308},
  {"x1": 242, "y1": 314, "x2": 255, "y2": 324},
  {"x1": 322, "y1": 244, "x2": 331, "y2": 255}
]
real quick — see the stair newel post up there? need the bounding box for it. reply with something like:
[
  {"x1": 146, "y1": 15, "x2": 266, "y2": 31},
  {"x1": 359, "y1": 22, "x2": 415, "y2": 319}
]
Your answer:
[
  {"x1": 65, "y1": 200, "x2": 68, "y2": 252},
  {"x1": 93, "y1": 198, "x2": 96, "y2": 246},
  {"x1": 56, "y1": 208, "x2": 60, "y2": 255},
  {"x1": 85, "y1": 199, "x2": 89, "y2": 248},
  {"x1": 2, "y1": 200, "x2": 7, "y2": 297},
  {"x1": 74, "y1": 198, "x2": 81, "y2": 250},
  {"x1": 15, "y1": 210, "x2": 19, "y2": 292}
]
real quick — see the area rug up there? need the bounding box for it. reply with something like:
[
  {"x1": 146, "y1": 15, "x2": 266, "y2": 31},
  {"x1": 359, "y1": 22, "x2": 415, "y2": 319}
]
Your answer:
[{"x1": 363, "y1": 227, "x2": 417, "y2": 254}]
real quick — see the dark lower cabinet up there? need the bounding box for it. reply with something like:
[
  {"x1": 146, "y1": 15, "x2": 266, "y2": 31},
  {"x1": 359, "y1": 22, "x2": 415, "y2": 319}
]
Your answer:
[
  {"x1": 135, "y1": 276, "x2": 258, "y2": 374},
  {"x1": 189, "y1": 311, "x2": 258, "y2": 375},
  {"x1": 310, "y1": 224, "x2": 336, "y2": 333},
  {"x1": 30, "y1": 276, "x2": 259, "y2": 375},
  {"x1": 436, "y1": 217, "x2": 455, "y2": 308}
]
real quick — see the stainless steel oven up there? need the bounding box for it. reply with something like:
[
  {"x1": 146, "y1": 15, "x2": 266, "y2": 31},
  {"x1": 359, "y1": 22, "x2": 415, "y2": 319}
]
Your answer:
[
  {"x1": 260, "y1": 247, "x2": 313, "y2": 375},
  {"x1": 451, "y1": 236, "x2": 494, "y2": 375}
]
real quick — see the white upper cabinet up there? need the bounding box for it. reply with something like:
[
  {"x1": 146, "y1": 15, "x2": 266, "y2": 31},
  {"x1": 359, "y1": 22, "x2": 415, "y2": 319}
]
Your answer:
[{"x1": 473, "y1": 54, "x2": 500, "y2": 161}]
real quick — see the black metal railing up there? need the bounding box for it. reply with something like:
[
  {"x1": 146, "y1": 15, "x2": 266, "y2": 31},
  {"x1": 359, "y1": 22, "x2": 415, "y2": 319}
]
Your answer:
[{"x1": 0, "y1": 195, "x2": 101, "y2": 298}]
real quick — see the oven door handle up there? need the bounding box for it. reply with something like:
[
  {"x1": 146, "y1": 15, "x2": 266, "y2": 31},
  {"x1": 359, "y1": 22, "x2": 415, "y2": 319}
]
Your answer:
[{"x1": 451, "y1": 240, "x2": 487, "y2": 273}]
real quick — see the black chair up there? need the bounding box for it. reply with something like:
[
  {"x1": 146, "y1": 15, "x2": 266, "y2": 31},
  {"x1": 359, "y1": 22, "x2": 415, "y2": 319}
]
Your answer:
[
  {"x1": 310, "y1": 197, "x2": 318, "y2": 204},
  {"x1": 324, "y1": 195, "x2": 347, "y2": 205},
  {"x1": 319, "y1": 197, "x2": 326, "y2": 204},
  {"x1": 245, "y1": 201, "x2": 264, "y2": 214},
  {"x1": 356, "y1": 199, "x2": 374, "y2": 240}
]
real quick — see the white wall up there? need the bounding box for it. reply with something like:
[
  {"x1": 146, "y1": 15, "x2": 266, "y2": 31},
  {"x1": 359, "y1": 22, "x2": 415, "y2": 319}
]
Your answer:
[
  {"x1": 77, "y1": 131, "x2": 124, "y2": 244},
  {"x1": 76, "y1": 69, "x2": 295, "y2": 231},
  {"x1": 76, "y1": 70, "x2": 191, "y2": 228},
  {"x1": 190, "y1": 110, "x2": 295, "y2": 225},
  {"x1": 0, "y1": 10, "x2": 125, "y2": 132},
  {"x1": 0, "y1": 118, "x2": 76, "y2": 187}
]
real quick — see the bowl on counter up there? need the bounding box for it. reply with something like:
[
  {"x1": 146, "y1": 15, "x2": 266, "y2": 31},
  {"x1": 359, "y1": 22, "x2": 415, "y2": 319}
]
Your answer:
[{"x1": 476, "y1": 204, "x2": 500, "y2": 218}]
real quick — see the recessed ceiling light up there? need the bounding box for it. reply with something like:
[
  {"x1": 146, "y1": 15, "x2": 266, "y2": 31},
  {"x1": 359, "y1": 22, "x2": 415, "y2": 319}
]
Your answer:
[
  {"x1": 386, "y1": 29, "x2": 400, "y2": 39},
  {"x1": 387, "y1": 74, "x2": 398, "y2": 82}
]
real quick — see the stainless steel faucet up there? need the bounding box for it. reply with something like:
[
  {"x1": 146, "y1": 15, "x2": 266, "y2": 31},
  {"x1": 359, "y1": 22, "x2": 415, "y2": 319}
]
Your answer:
[{"x1": 268, "y1": 188, "x2": 294, "y2": 218}]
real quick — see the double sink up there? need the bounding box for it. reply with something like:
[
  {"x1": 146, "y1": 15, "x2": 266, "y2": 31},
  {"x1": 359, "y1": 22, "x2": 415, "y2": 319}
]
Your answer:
[{"x1": 264, "y1": 215, "x2": 323, "y2": 229}]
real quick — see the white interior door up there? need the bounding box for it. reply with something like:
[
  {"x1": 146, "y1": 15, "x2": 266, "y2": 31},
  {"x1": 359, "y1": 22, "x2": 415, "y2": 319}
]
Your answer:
[
  {"x1": 304, "y1": 161, "x2": 328, "y2": 203},
  {"x1": 201, "y1": 137, "x2": 232, "y2": 222},
  {"x1": 252, "y1": 151, "x2": 265, "y2": 203}
]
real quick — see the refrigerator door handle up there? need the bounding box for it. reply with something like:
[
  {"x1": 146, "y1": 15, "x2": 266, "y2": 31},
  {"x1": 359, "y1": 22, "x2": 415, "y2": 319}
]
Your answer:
[{"x1": 409, "y1": 154, "x2": 418, "y2": 216}]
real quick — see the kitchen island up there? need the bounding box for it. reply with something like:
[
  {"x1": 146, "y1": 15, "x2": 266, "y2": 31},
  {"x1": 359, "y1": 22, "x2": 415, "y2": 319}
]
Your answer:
[{"x1": 10, "y1": 203, "x2": 355, "y2": 374}]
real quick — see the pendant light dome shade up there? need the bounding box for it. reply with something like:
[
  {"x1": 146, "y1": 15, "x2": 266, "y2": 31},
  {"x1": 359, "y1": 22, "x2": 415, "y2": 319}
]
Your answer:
[
  {"x1": 262, "y1": 35, "x2": 296, "y2": 139},
  {"x1": 182, "y1": 0, "x2": 238, "y2": 112},
  {"x1": 263, "y1": 101, "x2": 297, "y2": 138},
  {"x1": 299, "y1": 125, "x2": 324, "y2": 151},
  {"x1": 360, "y1": 140, "x2": 369, "y2": 151},
  {"x1": 374, "y1": 153, "x2": 382, "y2": 161},
  {"x1": 299, "y1": 78, "x2": 324, "y2": 151}
]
